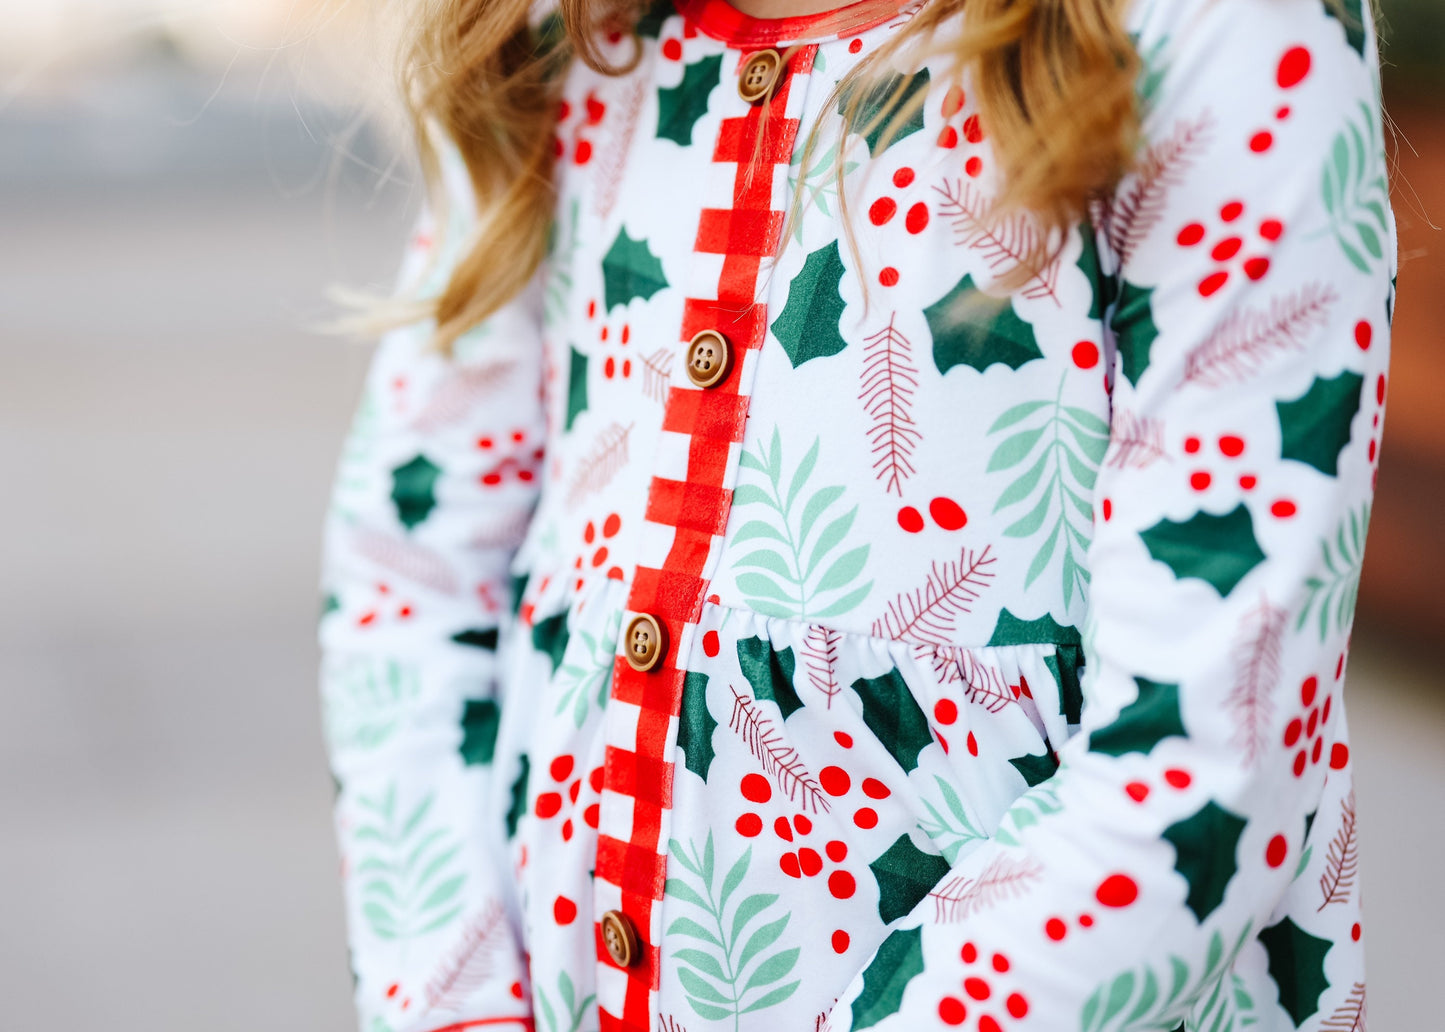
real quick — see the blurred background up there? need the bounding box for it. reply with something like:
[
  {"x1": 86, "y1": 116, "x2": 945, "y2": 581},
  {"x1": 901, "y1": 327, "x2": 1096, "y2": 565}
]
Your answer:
[{"x1": 0, "y1": 1, "x2": 1439, "y2": 1029}]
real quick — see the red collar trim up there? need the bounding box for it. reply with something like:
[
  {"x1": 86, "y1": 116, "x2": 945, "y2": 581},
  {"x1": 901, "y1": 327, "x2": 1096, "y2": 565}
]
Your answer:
[{"x1": 674, "y1": 0, "x2": 913, "y2": 47}]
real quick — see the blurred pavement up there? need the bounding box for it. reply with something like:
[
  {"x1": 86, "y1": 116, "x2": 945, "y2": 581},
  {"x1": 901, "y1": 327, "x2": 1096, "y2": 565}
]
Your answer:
[{"x1": 0, "y1": 59, "x2": 1441, "y2": 1032}]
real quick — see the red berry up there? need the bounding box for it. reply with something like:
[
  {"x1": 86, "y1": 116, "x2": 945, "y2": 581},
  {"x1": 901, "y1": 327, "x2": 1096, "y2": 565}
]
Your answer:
[
  {"x1": 799, "y1": 847, "x2": 823, "y2": 877},
  {"x1": 1096, "y1": 873, "x2": 1139, "y2": 908},
  {"x1": 832, "y1": 929, "x2": 851, "y2": 953},
  {"x1": 964, "y1": 977, "x2": 991, "y2": 1000},
  {"x1": 862, "y1": 777, "x2": 891, "y2": 799},
  {"x1": 929, "y1": 496, "x2": 968, "y2": 530},
  {"x1": 774, "y1": 816, "x2": 793, "y2": 841},
  {"x1": 1277, "y1": 46, "x2": 1312, "y2": 88},
  {"x1": 1212, "y1": 236, "x2": 1243, "y2": 261},
  {"x1": 934, "y1": 699, "x2": 958, "y2": 725},
  {"x1": 553, "y1": 896, "x2": 577, "y2": 924},
  {"x1": 905, "y1": 202, "x2": 930, "y2": 234},
  {"x1": 779, "y1": 852, "x2": 801, "y2": 878},
  {"x1": 740, "y1": 775, "x2": 772, "y2": 806},
  {"x1": 897, "y1": 506, "x2": 925, "y2": 533},
  {"x1": 820, "y1": 765, "x2": 851, "y2": 796},
  {"x1": 879, "y1": 266, "x2": 900, "y2": 287},
  {"x1": 938, "y1": 997, "x2": 967, "y2": 1025},
  {"x1": 826, "y1": 839, "x2": 848, "y2": 862},
  {"x1": 1045, "y1": 917, "x2": 1067, "y2": 941},
  {"x1": 828, "y1": 870, "x2": 856, "y2": 898},
  {"x1": 1072, "y1": 341, "x2": 1100, "y2": 369},
  {"x1": 1331, "y1": 742, "x2": 1350, "y2": 770},
  {"x1": 736, "y1": 813, "x2": 762, "y2": 837},
  {"x1": 893, "y1": 166, "x2": 916, "y2": 188},
  {"x1": 1177, "y1": 223, "x2": 1206, "y2": 246},
  {"x1": 869, "y1": 197, "x2": 897, "y2": 225},
  {"x1": 853, "y1": 807, "x2": 878, "y2": 829},
  {"x1": 1266, "y1": 835, "x2": 1288, "y2": 868}
]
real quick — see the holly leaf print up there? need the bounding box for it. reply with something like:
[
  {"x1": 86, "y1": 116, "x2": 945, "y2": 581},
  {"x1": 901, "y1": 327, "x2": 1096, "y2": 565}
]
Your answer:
[
  {"x1": 770, "y1": 240, "x2": 849, "y2": 367},
  {"x1": 657, "y1": 54, "x2": 722, "y2": 146},
  {"x1": 1008, "y1": 748, "x2": 1059, "y2": 787},
  {"x1": 1089, "y1": 677, "x2": 1186, "y2": 758},
  {"x1": 1260, "y1": 917, "x2": 1334, "y2": 1027},
  {"x1": 1139, "y1": 504, "x2": 1267, "y2": 597},
  {"x1": 986, "y1": 372, "x2": 1107, "y2": 607},
  {"x1": 1111, "y1": 281, "x2": 1159, "y2": 388},
  {"x1": 390, "y1": 454, "x2": 441, "y2": 530},
  {"x1": 1162, "y1": 801, "x2": 1248, "y2": 923},
  {"x1": 565, "y1": 345, "x2": 588, "y2": 431},
  {"x1": 352, "y1": 785, "x2": 467, "y2": 941},
  {"x1": 851, "y1": 666, "x2": 933, "y2": 773},
  {"x1": 1322, "y1": 101, "x2": 1389, "y2": 273},
  {"x1": 601, "y1": 227, "x2": 669, "y2": 312},
  {"x1": 665, "y1": 835, "x2": 801, "y2": 1022},
  {"x1": 1276, "y1": 370, "x2": 1364, "y2": 477},
  {"x1": 1299, "y1": 502, "x2": 1370, "y2": 641},
  {"x1": 458, "y1": 699, "x2": 500, "y2": 765},
  {"x1": 850, "y1": 926, "x2": 926, "y2": 1031},
  {"x1": 1080, "y1": 924, "x2": 1253, "y2": 1032},
  {"x1": 869, "y1": 834, "x2": 951, "y2": 924},
  {"x1": 678, "y1": 670, "x2": 719, "y2": 782},
  {"x1": 1323, "y1": 0, "x2": 1368, "y2": 57},
  {"x1": 531, "y1": 610, "x2": 571, "y2": 674},
  {"x1": 925, "y1": 273, "x2": 1044, "y2": 374},
  {"x1": 839, "y1": 69, "x2": 930, "y2": 157},
  {"x1": 737, "y1": 636, "x2": 804, "y2": 720},
  {"x1": 731, "y1": 428, "x2": 872, "y2": 619},
  {"x1": 504, "y1": 754, "x2": 529, "y2": 839},
  {"x1": 634, "y1": 0, "x2": 673, "y2": 38}
]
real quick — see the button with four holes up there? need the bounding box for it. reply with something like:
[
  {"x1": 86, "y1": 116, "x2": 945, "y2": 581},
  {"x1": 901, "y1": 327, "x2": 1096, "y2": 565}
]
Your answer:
[
  {"x1": 623, "y1": 613, "x2": 667, "y2": 672},
  {"x1": 737, "y1": 49, "x2": 783, "y2": 104},
  {"x1": 601, "y1": 909, "x2": 640, "y2": 967},
  {"x1": 685, "y1": 329, "x2": 732, "y2": 389}
]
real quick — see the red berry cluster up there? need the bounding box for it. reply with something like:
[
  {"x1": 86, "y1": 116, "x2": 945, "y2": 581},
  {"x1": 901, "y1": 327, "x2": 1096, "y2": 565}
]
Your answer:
[
  {"x1": 938, "y1": 943, "x2": 1031, "y2": 1030},
  {"x1": 1283, "y1": 675, "x2": 1333, "y2": 778}
]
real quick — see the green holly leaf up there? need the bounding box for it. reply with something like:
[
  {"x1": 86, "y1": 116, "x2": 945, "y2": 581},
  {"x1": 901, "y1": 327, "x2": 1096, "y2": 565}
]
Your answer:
[
  {"x1": 1008, "y1": 748, "x2": 1059, "y2": 787},
  {"x1": 1111, "y1": 280, "x2": 1157, "y2": 388},
  {"x1": 390, "y1": 454, "x2": 441, "y2": 530},
  {"x1": 1276, "y1": 371, "x2": 1364, "y2": 477},
  {"x1": 1089, "y1": 677, "x2": 1186, "y2": 758},
  {"x1": 987, "y1": 608, "x2": 1081, "y2": 647},
  {"x1": 602, "y1": 227, "x2": 669, "y2": 312},
  {"x1": 1260, "y1": 916, "x2": 1333, "y2": 1027},
  {"x1": 850, "y1": 926, "x2": 925, "y2": 1031},
  {"x1": 1162, "y1": 801, "x2": 1247, "y2": 923},
  {"x1": 459, "y1": 698, "x2": 500, "y2": 766},
  {"x1": 504, "y1": 754, "x2": 530, "y2": 839},
  {"x1": 851, "y1": 667, "x2": 932, "y2": 773},
  {"x1": 1140, "y1": 504, "x2": 1267, "y2": 597},
  {"x1": 1076, "y1": 222, "x2": 1119, "y2": 321},
  {"x1": 1043, "y1": 646, "x2": 1085, "y2": 725},
  {"x1": 451, "y1": 628, "x2": 499, "y2": 650},
  {"x1": 869, "y1": 835, "x2": 951, "y2": 924},
  {"x1": 737, "y1": 636, "x2": 803, "y2": 719},
  {"x1": 531, "y1": 611, "x2": 571, "y2": 674},
  {"x1": 839, "y1": 70, "x2": 930, "y2": 157},
  {"x1": 658, "y1": 55, "x2": 722, "y2": 146},
  {"x1": 926, "y1": 274, "x2": 1043, "y2": 375},
  {"x1": 565, "y1": 345, "x2": 588, "y2": 431},
  {"x1": 770, "y1": 240, "x2": 849, "y2": 368},
  {"x1": 678, "y1": 670, "x2": 718, "y2": 782},
  {"x1": 634, "y1": 0, "x2": 674, "y2": 38}
]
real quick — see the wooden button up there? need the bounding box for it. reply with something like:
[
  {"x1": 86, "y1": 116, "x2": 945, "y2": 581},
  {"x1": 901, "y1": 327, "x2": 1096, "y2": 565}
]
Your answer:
[
  {"x1": 623, "y1": 613, "x2": 667, "y2": 672},
  {"x1": 737, "y1": 49, "x2": 783, "y2": 104},
  {"x1": 685, "y1": 330, "x2": 732, "y2": 389},
  {"x1": 601, "y1": 909, "x2": 640, "y2": 967}
]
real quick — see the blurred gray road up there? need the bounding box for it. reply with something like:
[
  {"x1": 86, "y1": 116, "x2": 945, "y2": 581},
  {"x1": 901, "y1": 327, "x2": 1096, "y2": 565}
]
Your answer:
[{"x1": 0, "y1": 60, "x2": 1441, "y2": 1032}]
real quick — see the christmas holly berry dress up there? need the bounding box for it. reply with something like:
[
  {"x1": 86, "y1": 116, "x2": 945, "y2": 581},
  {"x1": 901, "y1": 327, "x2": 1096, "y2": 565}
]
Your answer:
[{"x1": 319, "y1": 0, "x2": 1394, "y2": 1028}]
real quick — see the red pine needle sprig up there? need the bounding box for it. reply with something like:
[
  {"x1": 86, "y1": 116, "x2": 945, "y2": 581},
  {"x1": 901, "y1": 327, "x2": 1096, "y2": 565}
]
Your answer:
[
  {"x1": 728, "y1": 686, "x2": 831, "y2": 813},
  {"x1": 1182, "y1": 283, "x2": 1339, "y2": 387},
  {"x1": 873, "y1": 545, "x2": 996, "y2": 645},
  {"x1": 1227, "y1": 596, "x2": 1286, "y2": 767},
  {"x1": 859, "y1": 312, "x2": 921, "y2": 497},
  {"x1": 1318, "y1": 790, "x2": 1359, "y2": 911},
  {"x1": 929, "y1": 855, "x2": 1043, "y2": 922}
]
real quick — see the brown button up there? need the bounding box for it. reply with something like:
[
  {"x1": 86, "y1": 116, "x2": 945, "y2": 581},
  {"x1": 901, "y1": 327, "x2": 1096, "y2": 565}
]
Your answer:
[
  {"x1": 623, "y1": 613, "x2": 667, "y2": 672},
  {"x1": 685, "y1": 330, "x2": 732, "y2": 389},
  {"x1": 737, "y1": 49, "x2": 783, "y2": 104},
  {"x1": 601, "y1": 909, "x2": 640, "y2": 967}
]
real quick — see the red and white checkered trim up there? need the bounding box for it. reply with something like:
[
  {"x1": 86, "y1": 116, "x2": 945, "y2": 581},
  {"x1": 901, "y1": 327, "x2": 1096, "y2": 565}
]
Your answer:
[{"x1": 592, "y1": 44, "x2": 817, "y2": 1032}]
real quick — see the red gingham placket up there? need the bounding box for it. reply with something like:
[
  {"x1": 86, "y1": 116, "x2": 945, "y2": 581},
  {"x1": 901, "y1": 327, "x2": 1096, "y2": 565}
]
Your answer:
[{"x1": 594, "y1": 43, "x2": 817, "y2": 1032}]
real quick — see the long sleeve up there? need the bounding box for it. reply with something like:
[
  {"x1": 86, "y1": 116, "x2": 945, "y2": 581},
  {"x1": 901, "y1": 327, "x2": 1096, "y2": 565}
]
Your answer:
[
  {"x1": 829, "y1": 1, "x2": 1391, "y2": 1029},
  {"x1": 319, "y1": 147, "x2": 546, "y2": 1032}
]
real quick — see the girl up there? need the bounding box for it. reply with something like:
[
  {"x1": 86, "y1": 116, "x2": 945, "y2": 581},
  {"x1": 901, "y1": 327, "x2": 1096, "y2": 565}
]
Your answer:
[{"x1": 319, "y1": 0, "x2": 1393, "y2": 1028}]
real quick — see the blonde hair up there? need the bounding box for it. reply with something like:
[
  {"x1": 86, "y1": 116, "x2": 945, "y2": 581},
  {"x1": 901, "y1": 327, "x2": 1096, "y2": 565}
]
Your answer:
[{"x1": 400, "y1": 0, "x2": 1140, "y2": 350}]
